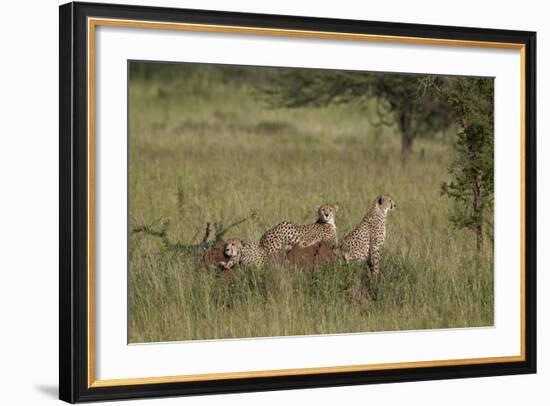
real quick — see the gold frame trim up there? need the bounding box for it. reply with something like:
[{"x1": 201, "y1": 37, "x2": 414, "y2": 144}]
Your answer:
[{"x1": 87, "y1": 17, "x2": 527, "y2": 388}]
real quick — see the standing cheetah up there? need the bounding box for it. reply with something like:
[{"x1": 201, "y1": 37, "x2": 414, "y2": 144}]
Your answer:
[
  {"x1": 259, "y1": 204, "x2": 338, "y2": 254},
  {"x1": 218, "y1": 238, "x2": 268, "y2": 270},
  {"x1": 340, "y1": 195, "x2": 396, "y2": 275}
]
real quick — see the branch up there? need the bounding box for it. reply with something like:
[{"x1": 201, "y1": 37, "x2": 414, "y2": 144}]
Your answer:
[
  {"x1": 213, "y1": 211, "x2": 258, "y2": 242},
  {"x1": 132, "y1": 211, "x2": 259, "y2": 255},
  {"x1": 202, "y1": 222, "x2": 212, "y2": 244}
]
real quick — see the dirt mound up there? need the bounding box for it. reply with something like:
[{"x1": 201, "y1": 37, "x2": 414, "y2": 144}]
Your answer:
[
  {"x1": 202, "y1": 241, "x2": 336, "y2": 272},
  {"x1": 202, "y1": 242, "x2": 226, "y2": 268},
  {"x1": 286, "y1": 241, "x2": 335, "y2": 271}
]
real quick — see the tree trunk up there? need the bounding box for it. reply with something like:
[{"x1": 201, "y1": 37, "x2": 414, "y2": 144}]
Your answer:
[
  {"x1": 475, "y1": 222, "x2": 483, "y2": 252},
  {"x1": 473, "y1": 173, "x2": 483, "y2": 251},
  {"x1": 398, "y1": 109, "x2": 415, "y2": 164},
  {"x1": 471, "y1": 173, "x2": 483, "y2": 252},
  {"x1": 465, "y1": 127, "x2": 484, "y2": 252},
  {"x1": 401, "y1": 135, "x2": 414, "y2": 164}
]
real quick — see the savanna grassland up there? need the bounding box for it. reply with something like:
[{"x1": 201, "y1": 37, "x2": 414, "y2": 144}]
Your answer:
[{"x1": 128, "y1": 63, "x2": 493, "y2": 343}]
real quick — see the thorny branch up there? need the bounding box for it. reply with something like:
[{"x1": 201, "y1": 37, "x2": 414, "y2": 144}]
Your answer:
[{"x1": 132, "y1": 211, "x2": 258, "y2": 255}]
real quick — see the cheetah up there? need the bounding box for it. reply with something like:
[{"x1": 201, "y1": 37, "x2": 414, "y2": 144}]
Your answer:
[
  {"x1": 340, "y1": 195, "x2": 396, "y2": 275},
  {"x1": 259, "y1": 204, "x2": 338, "y2": 255},
  {"x1": 218, "y1": 238, "x2": 268, "y2": 270}
]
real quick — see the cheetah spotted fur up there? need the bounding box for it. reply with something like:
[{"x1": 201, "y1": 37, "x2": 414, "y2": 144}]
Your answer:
[
  {"x1": 259, "y1": 204, "x2": 338, "y2": 255},
  {"x1": 218, "y1": 238, "x2": 268, "y2": 270},
  {"x1": 340, "y1": 195, "x2": 396, "y2": 275}
]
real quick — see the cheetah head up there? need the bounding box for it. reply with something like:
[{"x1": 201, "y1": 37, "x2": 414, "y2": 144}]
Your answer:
[
  {"x1": 317, "y1": 204, "x2": 338, "y2": 225},
  {"x1": 376, "y1": 195, "x2": 397, "y2": 215},
  {"x1": 223, "y1": 238, "x2": 243, "y2": 258}
]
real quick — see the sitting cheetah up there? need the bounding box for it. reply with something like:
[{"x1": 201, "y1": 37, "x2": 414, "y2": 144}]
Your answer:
[
  {"x1": 259, "y1": 204, "x2": 338, "y2": 254},
  {"x1": 218, "y1": 238, "x2": 268, "y2": 270},
  {"x1": 340, "y1": 195, "x2": 396, "y2": 275}
]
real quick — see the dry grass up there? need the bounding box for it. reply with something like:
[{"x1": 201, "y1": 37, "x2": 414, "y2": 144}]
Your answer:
[{"x1": 128, "y1": 64, "x2": 493, "y2": 343}]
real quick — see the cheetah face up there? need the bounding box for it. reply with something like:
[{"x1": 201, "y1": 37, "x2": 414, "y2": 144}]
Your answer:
[
  {"x1": 376, "y1": 195, "x2": 397, "y2": 215},
  {"x1": 317, "y1": 204, "x2": 338, "y2": 225},
  {"x1": 223, "y1": 239, "x2": 243, "y2": 258}
]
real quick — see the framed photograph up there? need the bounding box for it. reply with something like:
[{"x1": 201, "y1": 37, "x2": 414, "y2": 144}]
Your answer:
[{"x1": 59, "y1": 1, "x2": 536, "y2": 403}]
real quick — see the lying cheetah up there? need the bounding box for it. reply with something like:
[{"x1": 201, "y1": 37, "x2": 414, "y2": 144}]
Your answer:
[
  {"x1": 259, "y1": 204, "x2": 338, "y2": 254},
  {"x1": 218, "y1": 238, "x2": 268, "y2": 270},
  {"x1": 340, "y1": 195, "x2": 396, "y2": 275}
]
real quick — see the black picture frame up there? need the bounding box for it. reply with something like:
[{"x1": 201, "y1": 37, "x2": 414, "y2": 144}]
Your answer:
[{"x1": 59, "y1": 1, "x2": 537, "y2": 403}]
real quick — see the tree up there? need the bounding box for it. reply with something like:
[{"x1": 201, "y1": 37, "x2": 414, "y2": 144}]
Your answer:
[
  {"x1": 260, "y1": 69, "x2": 454, "y2": 163},
  {"x1": 438, "y1": 77, "x2": 494, "y2": 252},
  {"x1": 369, "y1": 74, "x2": 454, "y2": 162}
]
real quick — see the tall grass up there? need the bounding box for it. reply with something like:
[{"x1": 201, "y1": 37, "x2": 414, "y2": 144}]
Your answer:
[{"x1": 128, "y1": 64, "x2": 493, "y2": 343}]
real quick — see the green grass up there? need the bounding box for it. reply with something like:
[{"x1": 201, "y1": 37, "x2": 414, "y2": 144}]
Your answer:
[{"x1": 128, "y1": 65, "x2": 493, "y2": 343}]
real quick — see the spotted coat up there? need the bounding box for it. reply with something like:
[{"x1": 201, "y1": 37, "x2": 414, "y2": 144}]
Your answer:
[
  {"x1": 340, "y1": 195, "x2": 396, "y2": 275},
  {"x1": 218, "y1": 238, "x2": 268, "y2": 270},
  {"x1": 259, "y1": 205, "x2": 338, "y2": 254}
]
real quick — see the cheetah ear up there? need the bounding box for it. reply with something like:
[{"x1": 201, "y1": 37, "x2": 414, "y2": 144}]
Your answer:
[
  {"x1": 334, "y1": 205, "x2": 339, "y2": 212},
  {"x1": 378, "y1": 195, "x2": 383, "y2": 205}
]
